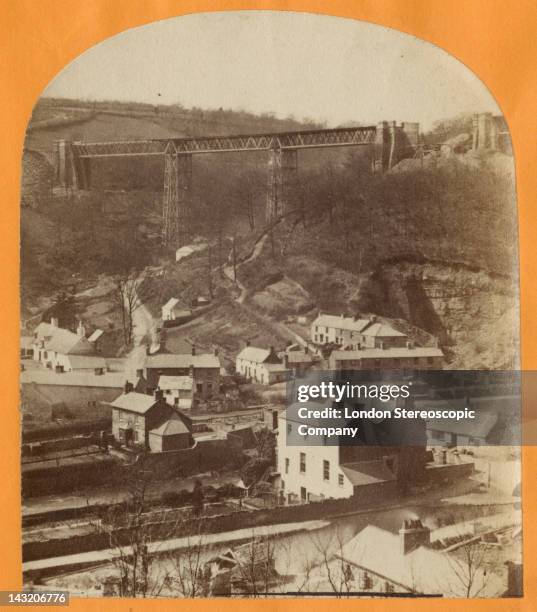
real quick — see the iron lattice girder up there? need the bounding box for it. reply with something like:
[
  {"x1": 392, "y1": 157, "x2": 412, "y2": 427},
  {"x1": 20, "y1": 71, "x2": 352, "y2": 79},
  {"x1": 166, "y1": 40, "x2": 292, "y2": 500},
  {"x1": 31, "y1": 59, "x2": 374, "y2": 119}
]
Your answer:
[{"x1": 72, "y1": 126, "x2": 377, "y2": 158}]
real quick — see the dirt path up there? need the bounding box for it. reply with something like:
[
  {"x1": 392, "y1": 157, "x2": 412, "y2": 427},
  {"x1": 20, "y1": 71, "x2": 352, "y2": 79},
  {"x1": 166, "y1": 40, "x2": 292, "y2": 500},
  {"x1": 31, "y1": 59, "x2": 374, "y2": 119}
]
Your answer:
[{"x1": 223, "y1": 233, "x2": 269, "y2": 303}]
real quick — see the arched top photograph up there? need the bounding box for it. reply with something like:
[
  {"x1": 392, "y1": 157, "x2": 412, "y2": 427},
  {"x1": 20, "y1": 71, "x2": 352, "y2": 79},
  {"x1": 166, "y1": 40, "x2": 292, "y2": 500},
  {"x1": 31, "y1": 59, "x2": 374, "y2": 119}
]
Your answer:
[{"x1": 19, "y1": 11, "x2": 521, "y2": 600}]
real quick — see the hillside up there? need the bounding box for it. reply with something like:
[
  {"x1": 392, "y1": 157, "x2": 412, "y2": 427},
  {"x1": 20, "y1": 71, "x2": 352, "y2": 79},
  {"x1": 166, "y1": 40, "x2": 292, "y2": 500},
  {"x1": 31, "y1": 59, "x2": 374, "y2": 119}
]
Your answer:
[{"x1": 20, "y1": 100, "x2": 519, "y2": 368}]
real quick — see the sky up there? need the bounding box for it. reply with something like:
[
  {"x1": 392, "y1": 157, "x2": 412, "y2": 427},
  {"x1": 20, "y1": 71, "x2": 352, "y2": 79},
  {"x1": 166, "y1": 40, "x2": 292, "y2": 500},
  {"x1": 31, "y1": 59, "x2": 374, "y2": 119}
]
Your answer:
[{"x1": 43, "y1": 11, "x2": 500, "y2": 130}]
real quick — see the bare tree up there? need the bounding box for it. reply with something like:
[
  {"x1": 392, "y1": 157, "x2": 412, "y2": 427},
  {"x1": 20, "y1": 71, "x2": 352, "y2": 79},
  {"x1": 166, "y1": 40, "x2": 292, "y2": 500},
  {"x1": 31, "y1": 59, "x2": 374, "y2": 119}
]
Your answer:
[
  {"x1": 89, "y1": 467, "x2": 189, "y2": 598},
  {"x1": 446, "y1": 538, "x2": 491, "y2": 598},
  {"x1": 232, "y1": 535, "x2": 278, "y2": 597},
  {"x1": 165, "y1": 525, "x2": 210, "y2": 597},
  {"x1": 112, "y1": 270, "x2": 143, "y2": 346}
]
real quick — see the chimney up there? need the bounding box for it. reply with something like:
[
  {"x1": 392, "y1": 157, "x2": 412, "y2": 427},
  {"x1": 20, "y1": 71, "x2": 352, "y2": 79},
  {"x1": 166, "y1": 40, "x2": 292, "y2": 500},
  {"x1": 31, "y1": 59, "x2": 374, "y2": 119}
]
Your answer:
[
  {"x1": 370, "y1": 315, "x2": 377, "y2": 323},
  {"x1": 406, "y1": 340, "x2": 414, "y2": 349},
  {"x1": 214, "y1": 347, "x2": 219, "y2": 356},
  {"x1": 191, "y1": 345, "x2": 196, "y2": 356},
  {"x1": 51, "y1": 317, "x2": 59, "y2": 328},
  {"x1": 246, "y1": 339, "x2": 251, "y2": 347},
  {"x1": 399, "y1": 519, "x2": 430, "y2": 555},
  {"x1": 304, "y1": 346, "x2": 309, "y2": 354},
  {"x1": 77, "y1": 320, "x2": 86, "y2": 338},
  {"x1": 124, "y1": 380, "x2": 134, "y2": 394},
  {"x1": 283, "y1": 354, "x2": 289, "y2": 368},
  {"x1": 136, "y1": 368, "x2": 144, "y2": 378},
  {"x1": 155, "y1": 387, "x2": 164, "y2": 401}
]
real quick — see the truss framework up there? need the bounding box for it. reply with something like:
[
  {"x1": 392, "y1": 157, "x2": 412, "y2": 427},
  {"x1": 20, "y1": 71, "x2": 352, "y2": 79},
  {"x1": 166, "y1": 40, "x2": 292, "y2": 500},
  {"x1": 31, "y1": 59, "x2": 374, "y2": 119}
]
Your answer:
[
  {"x1": 266, "y1": 148, "x2": 298, "y2": 222},
  {"x1": 72, "y1": 126, "x2": 377, "y2": 158},
  {"x1": 67, "y1": 126, "x2": 381, "y2": 248},
  {"x1": 162, "y1": 147, "x2": 192, "y2": 247}
]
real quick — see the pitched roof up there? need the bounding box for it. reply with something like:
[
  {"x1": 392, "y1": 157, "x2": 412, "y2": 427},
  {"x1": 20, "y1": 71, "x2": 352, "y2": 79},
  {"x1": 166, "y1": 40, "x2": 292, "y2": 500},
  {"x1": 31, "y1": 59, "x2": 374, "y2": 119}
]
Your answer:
[
  {"x1": 158, "y1": 375, "x2": 193, "y2": 391},
  {"x1": 313, "y1": 314, "x2": 370, "y2": 333},
  {"x1": 145, "y1": 352, "x2": 220, "y2": 370},
  {"x1": 361, "y1": 322, "x2": 406, "y2": 338},
  {"x1": 110, "y1": 392, "x2": 158, "y2": 414},
  {"x1": 66, "y1": 355, "x2": 107, "y2": 370},
  {"x1": 35, "y1": 323, "x2": 96, "y2": 356},
  {"x1": 340, "y1": 460, "x2": 397, "y2": 486},
  {"x1": 331, "y1": 347, "x2": 443, "y2": 360},
  {"x1": 338, "y1": 525, "x2": 502, "y2": 597},
  {"x1": 150, "y1": 412, "x2": 191, "y2": 436},
  {"x1": 21, "y1": 369, "x2": 126, "y2": 389},
  {"x1": 33, "y1": 322, "x2": 56, "y2": 340},
  {"x1": 163, "y1": 297, "x2": 180, "y2": 310},
  {"x1": 236, "y1": 346, "x2": 271, "y2": 364}
]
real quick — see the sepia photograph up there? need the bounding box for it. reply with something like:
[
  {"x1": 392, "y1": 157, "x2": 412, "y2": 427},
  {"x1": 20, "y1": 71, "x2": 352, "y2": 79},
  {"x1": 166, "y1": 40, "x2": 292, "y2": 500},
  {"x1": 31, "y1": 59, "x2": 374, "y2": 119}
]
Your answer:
[{"x1": 19, "y1": 11, "x2": 521, "y2": 599}]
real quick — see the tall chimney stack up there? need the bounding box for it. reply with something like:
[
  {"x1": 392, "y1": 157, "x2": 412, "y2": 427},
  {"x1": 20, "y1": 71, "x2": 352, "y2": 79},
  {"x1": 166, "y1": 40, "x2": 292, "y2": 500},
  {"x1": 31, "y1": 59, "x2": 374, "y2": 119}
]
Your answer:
[{"x1": 399, "y1": 519, "x2": 430, "y2": 555}]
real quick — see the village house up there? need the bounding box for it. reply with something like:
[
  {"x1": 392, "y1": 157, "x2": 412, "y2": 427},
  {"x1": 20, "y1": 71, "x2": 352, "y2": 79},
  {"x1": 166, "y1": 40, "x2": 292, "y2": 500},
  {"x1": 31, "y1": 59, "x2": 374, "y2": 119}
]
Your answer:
[
  {"x1": 424, "y1": 395, "x2": 513, "y2": 446},
  {"x1": 157, "y1": 374, "x2": 194, "y2": 410},
  {"x1": 144, "y1": 347, "x2": 221, "y2": 399},
  {"x1": 110, "y1": 382, "x2": 193, "y2": 451},
  {"x1": 334, "y1": 520, "x2": 503, "y2": 597},
  {"x1": 31, "y1": 318, "x2": 106, "y2": 373},
  {"x1": 311, "y1": 313, "x2": 408, "y2": 349},
  {"x1": 276, "y1": 397, "x2": 426, "y2": 504},
  {"x1": 236, "y1": 343, "x2": 290, "y2": 385},
  {"x1": 328, "y1": 345, "x2": 444, "y2": 370}
]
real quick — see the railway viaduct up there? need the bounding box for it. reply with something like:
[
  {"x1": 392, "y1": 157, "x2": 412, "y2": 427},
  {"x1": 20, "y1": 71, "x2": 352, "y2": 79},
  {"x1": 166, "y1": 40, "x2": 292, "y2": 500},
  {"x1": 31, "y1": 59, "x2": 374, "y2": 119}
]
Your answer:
[{"x1": 52, "y1": 120, "x2": 420, "y2": 247}]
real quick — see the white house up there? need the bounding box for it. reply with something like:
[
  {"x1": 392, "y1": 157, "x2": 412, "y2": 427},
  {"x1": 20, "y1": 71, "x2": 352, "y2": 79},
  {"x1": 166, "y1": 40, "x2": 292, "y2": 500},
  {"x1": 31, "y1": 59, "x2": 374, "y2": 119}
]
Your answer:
[
  {"x1": 157, "y1": 374, "x2": 194, "y2": 410},
  {"x1": 311, "y1": 313, "x2": 407, "y2": 349},
  {"x1": 235, "y1": 345, "x2": 290, "y2": 385},
  {"x1": 335, "y1": 521, "x2": 504, "y2": 597},
  {"x1": 32, "y1": 318, "x2": 103, "y2": 373},
  {"x1": 276, "y1": 407, "x2": 398, "y2": 504}
]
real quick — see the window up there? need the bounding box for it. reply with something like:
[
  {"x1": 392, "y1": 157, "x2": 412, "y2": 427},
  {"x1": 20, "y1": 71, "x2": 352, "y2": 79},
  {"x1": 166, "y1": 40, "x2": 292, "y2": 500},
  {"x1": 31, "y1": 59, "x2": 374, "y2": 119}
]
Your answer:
[
  {"x1": 300, "y1": 486, "x2": 307, "y2": 501},
  {"x1": 287, "y1": 423, "x2": 292, "y2": 434},
  {"x1": 384, "y1": 582, "x2": 395, "y2": 594},
  {"x1": 285, "y1": 458, "x2": 290, "y2": 474},
  {"x1": 134, "y1": 431, "x2": 139, "y2": 443},
  {"x1": 323, "y1": 460, "x2": 330, "y2": 481},
  {"x1": 360, "y1": 572, "x2": 373, "y2": 590},
  {"x1": 338, "y1": 474, "x2": 344, "y2": 486},
  {"x1": 300, "y1": 452, "x2": 306, "y2": 473}
]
